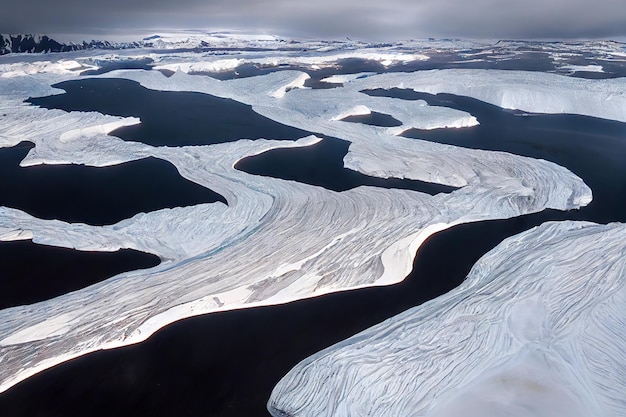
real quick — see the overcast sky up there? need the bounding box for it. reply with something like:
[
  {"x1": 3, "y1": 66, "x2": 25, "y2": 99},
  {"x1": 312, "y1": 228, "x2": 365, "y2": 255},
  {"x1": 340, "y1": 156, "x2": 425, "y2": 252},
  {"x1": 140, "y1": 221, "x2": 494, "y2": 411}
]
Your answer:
[{"x1": 2, "y1": 0, "x2": 626, "y2": 41}]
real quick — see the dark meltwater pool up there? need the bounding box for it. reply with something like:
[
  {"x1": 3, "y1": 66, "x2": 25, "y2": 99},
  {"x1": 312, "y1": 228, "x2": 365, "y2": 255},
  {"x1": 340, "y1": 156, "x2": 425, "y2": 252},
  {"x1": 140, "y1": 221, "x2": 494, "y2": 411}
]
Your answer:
[{"x1": 0, "y1": 141, "x2": 226, "y2": 225}]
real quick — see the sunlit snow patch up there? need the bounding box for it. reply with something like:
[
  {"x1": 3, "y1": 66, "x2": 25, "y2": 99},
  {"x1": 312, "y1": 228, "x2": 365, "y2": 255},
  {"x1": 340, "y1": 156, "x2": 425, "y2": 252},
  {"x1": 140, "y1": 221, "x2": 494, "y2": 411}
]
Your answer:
[{"x1": 269, "y1": 221, "x2": 626, "y2": 417}]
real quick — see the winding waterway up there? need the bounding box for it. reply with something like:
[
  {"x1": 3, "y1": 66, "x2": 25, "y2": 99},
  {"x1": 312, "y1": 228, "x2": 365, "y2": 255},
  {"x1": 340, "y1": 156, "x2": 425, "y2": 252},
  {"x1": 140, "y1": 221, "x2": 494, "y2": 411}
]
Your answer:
[
  {"x1": 0, "y1": 240, "x2": 159, "y2": 309},
  {"x1": 0, "y1": 77, "x2": 624, "y2": 416}
]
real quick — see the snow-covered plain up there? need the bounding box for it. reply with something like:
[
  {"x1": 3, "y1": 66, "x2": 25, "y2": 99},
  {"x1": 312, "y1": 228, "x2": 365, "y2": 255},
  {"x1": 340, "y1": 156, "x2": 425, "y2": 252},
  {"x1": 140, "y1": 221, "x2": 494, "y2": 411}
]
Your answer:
[
  {"x1": 0, "y1": 38, "x2": 623, "y2": 407},
  {"x1": 268, "y1": 221, "x2": 626, "y2": 417}
]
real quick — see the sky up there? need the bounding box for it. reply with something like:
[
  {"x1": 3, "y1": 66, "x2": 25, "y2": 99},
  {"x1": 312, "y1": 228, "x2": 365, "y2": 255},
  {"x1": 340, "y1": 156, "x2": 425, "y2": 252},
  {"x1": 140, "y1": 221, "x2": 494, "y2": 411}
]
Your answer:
[{"x1": 2, "y1": 0, "x2": 626, "y2": 41}]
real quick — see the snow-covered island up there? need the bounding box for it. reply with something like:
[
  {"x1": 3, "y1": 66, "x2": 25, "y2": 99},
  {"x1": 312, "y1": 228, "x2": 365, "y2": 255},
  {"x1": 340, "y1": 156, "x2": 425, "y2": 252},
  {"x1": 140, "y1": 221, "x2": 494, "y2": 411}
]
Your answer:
[
  {"x1": 0, "y1": 33, "x2": 624, "y2": 414},
  {"x1": 269, "y1": 220, "x2": 626, "y2": 417}
]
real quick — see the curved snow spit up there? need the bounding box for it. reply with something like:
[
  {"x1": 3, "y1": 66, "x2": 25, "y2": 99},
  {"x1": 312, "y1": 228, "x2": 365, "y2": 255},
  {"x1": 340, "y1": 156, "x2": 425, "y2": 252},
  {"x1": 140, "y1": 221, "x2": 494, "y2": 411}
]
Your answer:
[
  {"x1": 59, "y1": 118, "x2": 141, "y2": 143},
  {"x1": 0, "y1": 68, "x2": 592, "y2": 393},
  {"x1": 320, "y1": 72, "x2": 376, "y2": 84},
  {"x1": 0, "y1": 228, "x2": 33, "y2": 242},
  {"x1": 269, "y1": 221, "x2": 626, "y2": 417}
]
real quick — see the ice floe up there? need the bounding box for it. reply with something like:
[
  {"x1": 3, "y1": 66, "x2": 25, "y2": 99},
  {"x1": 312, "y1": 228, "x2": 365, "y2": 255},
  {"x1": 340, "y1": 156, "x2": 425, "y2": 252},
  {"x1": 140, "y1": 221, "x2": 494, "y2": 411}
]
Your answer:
[
  {"x1": 341, "y1": 69, "x2": 626, "y2": 122},
  {"x1": 0, "y1": 62, "x2": 612, "y2": 394},
  {"x1": 559, "y1": 64, "x2": 605, "y2": 73},
  {"x1": 269, "y1": 221, "x2": 626, "y2": 417},
  {"x1": 153, "y1": 58, "x2": 245, "y2": 74}
]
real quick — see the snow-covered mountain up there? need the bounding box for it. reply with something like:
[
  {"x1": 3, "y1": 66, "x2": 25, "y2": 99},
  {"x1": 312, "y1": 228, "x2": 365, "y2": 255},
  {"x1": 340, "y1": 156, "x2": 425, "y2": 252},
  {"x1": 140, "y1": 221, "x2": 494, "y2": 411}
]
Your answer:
[
  {"x1": 0, "y1": 34, "x2": 142, "y2": 55},
  {"x1": 0, "y1": 34, "x2": 68, "y2": 54}
]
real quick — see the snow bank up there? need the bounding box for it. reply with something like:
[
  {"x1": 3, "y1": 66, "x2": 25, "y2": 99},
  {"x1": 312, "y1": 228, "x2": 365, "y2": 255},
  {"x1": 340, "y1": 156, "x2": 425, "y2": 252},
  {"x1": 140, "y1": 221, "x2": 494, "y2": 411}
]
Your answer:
[
  {"x1": 269, "y1": 221, "x2": 626, "y2": 417},
  {"x1": 153, "y1": 58, "x2": 244, "y2": 73},
  {"x1": 348, "y1": 69, "x2": 626, "y2": 122},
  {"x1": 0, "y1": 59, "x2": 98, "y2": 77}
]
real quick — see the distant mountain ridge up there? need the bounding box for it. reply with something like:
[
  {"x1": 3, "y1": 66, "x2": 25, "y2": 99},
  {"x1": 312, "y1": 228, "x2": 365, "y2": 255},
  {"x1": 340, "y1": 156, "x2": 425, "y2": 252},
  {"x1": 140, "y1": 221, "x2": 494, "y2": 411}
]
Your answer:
[
  {"x1": 0, "y1": 32, "x2": 289, "y2": 56},
  {"x1": 0, "y1": 34, "x2": 142, "y2": 55},
  {"x1": 3, "y1": 33, "x2": 623, "y2": 58}
]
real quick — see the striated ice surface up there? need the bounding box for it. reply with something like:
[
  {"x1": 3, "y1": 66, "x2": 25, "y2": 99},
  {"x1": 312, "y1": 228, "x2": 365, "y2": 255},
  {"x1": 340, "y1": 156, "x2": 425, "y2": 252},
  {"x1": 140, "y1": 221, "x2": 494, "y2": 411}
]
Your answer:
[
  {"x1": 269, "y1": 221, "x2": 626, "y2": 417},
  {"x1": 346, "y1": 69, "x2": 626, "y2": 122},
  {"x1": 153, "y1": 51, "x2": 429, "y2": 74},
  {"x1": 0, "y1": 64, "x2": 602, "y2": 393}
]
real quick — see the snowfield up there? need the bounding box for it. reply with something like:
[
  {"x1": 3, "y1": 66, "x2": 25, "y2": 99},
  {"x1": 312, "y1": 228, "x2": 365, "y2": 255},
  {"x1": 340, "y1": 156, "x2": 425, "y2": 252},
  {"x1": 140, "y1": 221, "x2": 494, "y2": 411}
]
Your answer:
[{"x1": 0, "y1": 38, "x2": 623, "y2": 415}]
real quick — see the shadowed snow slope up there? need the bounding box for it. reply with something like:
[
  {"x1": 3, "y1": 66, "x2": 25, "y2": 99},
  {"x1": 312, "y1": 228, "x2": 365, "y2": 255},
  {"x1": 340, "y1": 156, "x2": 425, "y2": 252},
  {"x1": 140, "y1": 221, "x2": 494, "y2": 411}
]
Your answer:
[
  {"x1": 269, "y1": 221, "x2": 626, "y2": 417},
  {"x1": 0, "y1": 66, "x2": 602, "y2": 394}
]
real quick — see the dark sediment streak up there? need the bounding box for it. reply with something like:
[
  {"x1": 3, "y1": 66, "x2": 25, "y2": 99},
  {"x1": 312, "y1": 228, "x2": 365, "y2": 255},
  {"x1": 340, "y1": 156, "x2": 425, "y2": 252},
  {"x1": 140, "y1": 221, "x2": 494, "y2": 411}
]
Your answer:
[
  {"x1": 0, "y1": 141, "x2": 226, "y2": 225},
  {"x1": 0, "y1": 240, "x2": 160, "y2": 309}
]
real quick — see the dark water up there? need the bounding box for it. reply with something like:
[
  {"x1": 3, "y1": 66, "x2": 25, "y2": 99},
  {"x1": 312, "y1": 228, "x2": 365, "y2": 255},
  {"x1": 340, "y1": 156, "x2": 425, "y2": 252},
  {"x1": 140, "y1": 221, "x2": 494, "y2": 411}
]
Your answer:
[
  {"x1": 0, "y1": 141, "x2": 226, "y2": 225},
  {"x1": 1, "y1": 81, "x2": 625, "y2": 416},
  {"x1": 340, "y1": 111, "x2": 402, "y2": 127},
  {"x1": 0, "y1": 240, "x2": 160, "y2": 309},
  {"x1": 362, "y1": 88, "x2": 626, "y2": 223},
  {"x1": 80, "y1": 58, "x2": 154, "y2": 76},
  {"x1": 27, "y1": 78, "x2": 312, "y2": 147},
  {"x1": 235, "y1": 137, "x2": 457, "y2": 195}
]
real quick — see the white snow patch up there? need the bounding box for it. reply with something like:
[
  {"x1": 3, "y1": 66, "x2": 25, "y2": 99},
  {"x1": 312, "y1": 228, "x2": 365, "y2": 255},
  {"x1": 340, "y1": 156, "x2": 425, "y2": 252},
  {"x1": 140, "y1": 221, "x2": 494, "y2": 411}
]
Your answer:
[
  {"x1": 59, "y1": 118, "x2": 141, "y2": 143},
  {"x1": 560, "y1": 64, "x2": 604, "y2": 73},
  {"x1": 0, "y1": 313, "x2": 78, "y2": 346},
  {"x1": 0, "y1": 64, "x2": 603, "y2": 395},
  {"x1": 320, "y1": 72, "x2": 375, "y2": 84},
  {"x1": 153, "y1": 58, "x2": 244, "y2": 73},
  {"x1": 270, "y1": 72, "x2": 310, "y2": 98},
  {"x1": 0, "y1": 60, "x2": 98, "y2": 78}
]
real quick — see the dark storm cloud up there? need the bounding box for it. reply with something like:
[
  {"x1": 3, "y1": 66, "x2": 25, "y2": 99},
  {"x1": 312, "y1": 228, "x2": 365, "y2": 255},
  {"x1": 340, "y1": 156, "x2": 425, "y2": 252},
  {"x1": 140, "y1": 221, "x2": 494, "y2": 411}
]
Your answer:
[{"x1": 1, "y1": 0, "x2": 625, "y2": 40}]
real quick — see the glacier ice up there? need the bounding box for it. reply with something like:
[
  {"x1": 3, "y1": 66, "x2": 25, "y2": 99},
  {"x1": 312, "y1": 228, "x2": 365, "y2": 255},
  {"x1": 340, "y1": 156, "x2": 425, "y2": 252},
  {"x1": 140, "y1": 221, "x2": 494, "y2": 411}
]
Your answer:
[
  {"x1": 268, "y1": 221, "x2": 626, "y2": 417},
  {"x1": 2, "y1": 50, "x2": 624, "y2": 394}
]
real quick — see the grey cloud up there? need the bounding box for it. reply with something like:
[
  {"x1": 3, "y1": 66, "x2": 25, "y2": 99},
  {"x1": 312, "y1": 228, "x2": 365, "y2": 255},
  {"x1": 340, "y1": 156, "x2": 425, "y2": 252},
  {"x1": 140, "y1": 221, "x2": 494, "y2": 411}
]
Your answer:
[{"x1": 1, "y1": 0, "x2": 625, "y2": 40}]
